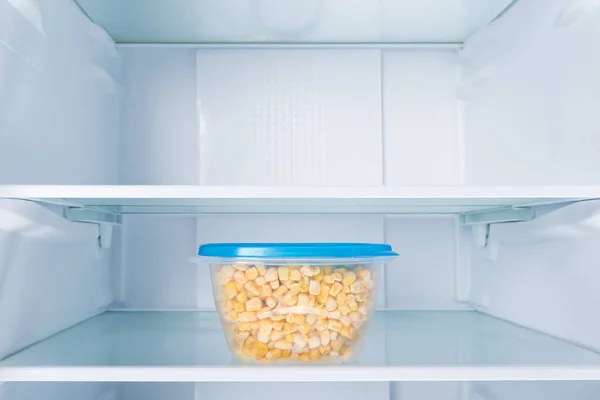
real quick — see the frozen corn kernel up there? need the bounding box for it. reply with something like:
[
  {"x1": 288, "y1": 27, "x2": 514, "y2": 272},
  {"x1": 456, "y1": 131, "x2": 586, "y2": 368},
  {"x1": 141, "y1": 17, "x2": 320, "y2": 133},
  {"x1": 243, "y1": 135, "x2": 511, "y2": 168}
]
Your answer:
[
  {"x1": 218, "y1": 266, "x2": 235, "y2": 284},
  {"x1": 266, "y1": 349, "x2": 282, "y2": 361},
  {"x1": 283, "y1": 322, "x2": 298, "y2": 334},
  {"x1": 245, "y1": 267, "x2": 259, "y2": 280},
  {"x1": 238, "y1": 322, "x2": 251, "y2": 331},
  {"x1": 234, "y1": 264, "x2": 249, "y2": 271},
  {"x1": 235, "y1": 292, "x2": 248, "y2": 303},
  {"x1": 332, "y1": 272, "x2": 342, "y2": 282},
  {"x1": 290, "y1": 269, "x2": 302, "y2": 281},
  {"x1": 330, "y1": 282, "x2": 343, "y2": 297},
  {"x1": 315, "y1": 319, "x2": 328, "y2": 331},
  {"x1": 319, "y1": 344, "x2": 332, "y2": 355},
  {"x1": 272, "y1": 285, "x2": 288, "y2": 298},
  {"x1": 317, "y1": 284, "x2": 330, "y2": 304},
  {"x1": 261, "y1": 285, "x2": 273, "y2": 297},
  {"x1": 336, "y1": 292, "x2": 346, "y2": 306},
  {"x1": 285, "y1": 334, "x2": 295, "y2": 342},
  {"x1": 357, "y1": 268, "x2": 371, "y2": 281},
  {"x1": 255, "y1": 276, "x2": 266, "y2": 286},
  {"x1": 299, "y1": 282, "x2": 310, "y2": 293},
  {"x1": 328, "y1": 310, "x2": 341, "y2": 319},
  {"x1": 340, "y1": 326, "x2": 352, "y2": 338},
  {"x1": 234, "y1": 271, "x2": 249, "y2": 285},
  {"x1": 223, "y1": 281, "x2": 238, "y2": 300},
  {"x1": 319, "y1": 330, "x2": 330, "y2": 346},
  {"x1": 264, "y1": 296, "x2": 277, "y2": 309},
  {"x1": 234, "y1": 302, "x2": 245, "y2": 313},
  {"x1": 238, "y1": 330, "x2": 250, "y2": 341},
  {"x1": 276, "y1": 266, "x2": 289, "y2": 281},
  {"x1": 280, "y1": 293, "x2": 297, "y2": 307},
  {"x1": 257, "y1": 308, "x2": 273, "y2": 319},
  {"x1": 339, "y1": 304, "x2": 351, "y2": 316},
  {"x1": 364, "y1": 280, "x2": 375, "y2": 290},
  {"x1": 292, "y1": 333, "x2": 307, "y2": 350},
  {"x1": 328, "y1": 319, "x2": 342, "y2": 332},
  {"x1": 300, "y1": 265, "x2": 313, "y2": 277},
  {"x1": 245, "y1": 298, "x2": 262, "y2": 312},
  {"x1": 272, "y1": 320, "x2": 284, "y2": 330},
  {"x1": 350, "y1": 281, "x2": 364, "y2": 294},
  {"x1": 325, "y1": 296, "x2": 337, "y2": 311},
  {"x1": 264, "y1": 267, "x2": 279, "y2": 283},
  {"x1": 290, "y1": 283, "x2": 301, "y2": 295},
  {"x1": 305, "y1": 314, "x2": 317, "y2": 325},
  {"x1": 323, "y1": 275, "x2": 334, "y2": 285},
  {"x1": 310, "y1": 349, "x2": 321, "y2": 360},
  {"x1": 309, "y1": 280, "x2": 321, "y2": 295},
  {"x1": 308, "y1": 295, "x2": 316, "y2": 307},
  {"x1": 297, "y1": 294, "x2": 309, "y2": 307},
  {"x1": 330, "y1": 331, "x2": 338, "y2": 340},
  {"x1": 298, "y1": 322, "x2": 312, "y2": 334},
  {"x1": 342, "y1": 271, "x2": 357, "y2": 286},
  {"x1": 309, "y1": 334, "x2": 321, "y2": 349},
  {"x1": 344, "y1": 286, "x2": 350, "y2": 293},
  {"x1": 270, "y1": 280, "x2": 280, "y2": 289},
  {"x1": 245, "y1": 282, "x2": 261, "y2": 297},
  {"x1": 256, "y1": 265, "x2": 266, "y2": 276},
  {"x1": 299, "y1": 353, "x2": 311, "y2": 362}
]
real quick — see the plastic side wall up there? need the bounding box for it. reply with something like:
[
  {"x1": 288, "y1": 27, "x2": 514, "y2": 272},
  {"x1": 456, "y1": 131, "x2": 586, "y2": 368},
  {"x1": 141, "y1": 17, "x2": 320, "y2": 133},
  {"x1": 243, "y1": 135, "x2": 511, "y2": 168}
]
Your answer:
[{"x1": 0, "y1": 200, "x2": 112, "y2": 359}]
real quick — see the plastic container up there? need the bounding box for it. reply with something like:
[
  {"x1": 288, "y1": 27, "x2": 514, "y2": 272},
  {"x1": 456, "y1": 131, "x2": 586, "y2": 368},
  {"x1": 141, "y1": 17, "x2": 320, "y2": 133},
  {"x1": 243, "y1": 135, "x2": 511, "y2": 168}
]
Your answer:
[{"x1": 197, "y1": 243, "x2": 398, "y2": 364}]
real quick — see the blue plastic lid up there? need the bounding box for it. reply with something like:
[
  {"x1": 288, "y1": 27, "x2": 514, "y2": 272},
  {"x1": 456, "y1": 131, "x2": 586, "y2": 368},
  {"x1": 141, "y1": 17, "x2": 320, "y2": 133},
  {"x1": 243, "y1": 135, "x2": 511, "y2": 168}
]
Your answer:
[{"x1": 198, "y1": 243, "x2": 398, "y2": 259}]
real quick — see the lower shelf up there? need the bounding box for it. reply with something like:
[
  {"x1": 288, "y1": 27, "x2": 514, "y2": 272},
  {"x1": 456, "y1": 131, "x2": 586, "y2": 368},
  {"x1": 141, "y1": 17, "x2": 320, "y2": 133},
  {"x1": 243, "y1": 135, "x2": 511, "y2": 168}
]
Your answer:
[{"x1": 1, "y1": 311, "x2": 600, "y2": 382}]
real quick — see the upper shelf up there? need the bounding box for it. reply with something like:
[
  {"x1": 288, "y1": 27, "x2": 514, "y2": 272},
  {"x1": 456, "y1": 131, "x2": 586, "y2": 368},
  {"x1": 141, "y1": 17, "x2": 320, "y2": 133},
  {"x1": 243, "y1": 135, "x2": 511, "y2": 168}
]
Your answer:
[
  {"x1": 2, "y1": 311, "x2": 600, "y2": 382},
  {"x1": 75, "y1": 0, "x2": 514, "y2": 44},
  {"x1": 0, "y1": 185, "x2": 597, "y2": 215}
]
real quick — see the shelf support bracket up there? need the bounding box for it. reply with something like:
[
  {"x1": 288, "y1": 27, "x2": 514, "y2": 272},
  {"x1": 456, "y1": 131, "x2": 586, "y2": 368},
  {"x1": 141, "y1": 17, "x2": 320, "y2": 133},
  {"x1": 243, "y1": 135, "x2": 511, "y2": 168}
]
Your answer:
[{"x1": 64, "y1": 208, "x2": 122, "y2": 249}]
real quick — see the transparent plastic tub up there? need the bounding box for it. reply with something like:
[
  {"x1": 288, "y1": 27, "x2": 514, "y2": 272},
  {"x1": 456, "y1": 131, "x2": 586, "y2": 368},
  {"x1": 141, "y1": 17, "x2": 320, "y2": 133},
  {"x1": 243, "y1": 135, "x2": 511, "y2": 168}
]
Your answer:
[{"x1": 197, "y1": 243, "x2": 398, "y2": 364}]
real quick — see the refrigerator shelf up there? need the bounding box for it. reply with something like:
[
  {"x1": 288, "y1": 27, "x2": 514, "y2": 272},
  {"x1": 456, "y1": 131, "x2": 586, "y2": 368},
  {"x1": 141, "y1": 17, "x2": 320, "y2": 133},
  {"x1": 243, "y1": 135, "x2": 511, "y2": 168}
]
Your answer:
[{"x1": 1, "y1": 311, "x2": 600, "y2": 382}]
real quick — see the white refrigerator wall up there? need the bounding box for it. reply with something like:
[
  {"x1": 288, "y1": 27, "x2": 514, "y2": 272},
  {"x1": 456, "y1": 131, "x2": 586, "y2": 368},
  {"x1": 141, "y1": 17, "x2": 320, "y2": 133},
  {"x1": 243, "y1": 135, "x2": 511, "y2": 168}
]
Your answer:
[
  {"x1": 0, "y1": 0, "x2": 120, "y2": 185},
  {"x1": 461, "y1": 0, "x2": 600, "y2": 184}
]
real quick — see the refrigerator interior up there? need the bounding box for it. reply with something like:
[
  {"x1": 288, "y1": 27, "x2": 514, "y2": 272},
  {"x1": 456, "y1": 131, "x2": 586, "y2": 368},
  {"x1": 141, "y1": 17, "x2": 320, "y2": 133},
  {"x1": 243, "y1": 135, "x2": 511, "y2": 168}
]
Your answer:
[{"x1": 2, "y1": 0, "x2": 600, "y2": 398}]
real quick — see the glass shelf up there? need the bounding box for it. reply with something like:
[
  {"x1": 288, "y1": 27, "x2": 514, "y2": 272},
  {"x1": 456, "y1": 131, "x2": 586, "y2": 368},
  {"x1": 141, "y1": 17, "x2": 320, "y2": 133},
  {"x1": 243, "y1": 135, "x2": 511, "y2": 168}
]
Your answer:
[
  {"x1": 1, "y1": 311, "x2": 599, "y2": 382},
  {"x1": 76, "y1": 0, "x2": 514, "y2": 44}
]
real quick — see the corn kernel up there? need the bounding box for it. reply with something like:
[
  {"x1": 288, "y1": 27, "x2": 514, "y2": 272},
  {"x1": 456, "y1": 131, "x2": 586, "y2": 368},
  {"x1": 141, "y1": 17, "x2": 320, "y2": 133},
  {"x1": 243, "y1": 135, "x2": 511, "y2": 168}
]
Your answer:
[
  {"x1": 245, "y1": 267, "x2": 259, "y2": 280},
  {"x1": 255, "y1": 276, "x2": 266, "y2": 286},
  {"x1": 257, "y1": 332, "x2": 270, "y2": 343},
  {"x1": 330, "y1": 331, "x2": 338, "y2": 340},
  {"x1": 308, "y1": 295, "x2": 316, "y2": 307},
  {"x1": 290, "y1": 269, "x2": 302, "y2": 281},
  {"x1": 339, "y1": 304, "x2": 351, "y2": 316},
  {"x1": 238, "y1": 322, "x2": 251, "y2": 331},
  {"x1": 313, "y1": 274, "x2": 323, "y2": 282},
  {"x1": 342, "y1": 271, "x2": 357, "y2": 286},
  {"x1": 234, "y1": 302, "x2": 245, "y2": 313},
  {"x1": 282, "y1": 350, "x2": 292, "y2": 358},
  {"x1": 319, "y1": 330, "x2": 330, "y2": 346},
  {"x1": 290, "y1": 283, "x2": 301, "y2": 295},
  {"x1": 285, "y1": 314, "x2": 295, "y2": 323},
  {"x1": 245, "y1": 297, "x2": 262, "y2": 312},
  {"x1": 223, "y1": 281, "x2": 238, "y2": 299},
  {"x1": 218, "y1": 265, "x2": 235, "y2": 284},
  {"x1": 250, "y1": 321, "x2": 259, "y2": 332},
  {"x1": 272, "y1": 285, "x2": 288, "y2": 298},
  {"x1": 297, "y1": 294, "x2": 310, "y2": 307},
  {"x1": 319, "y1": 344, "x2": 332, "y2": 355},
  {"x1": 235, "y1": 283, "x2": 244, "y2": 292},
  {"x1": 263, "y1": 296, "x2": 277, "y2": 309},
  {"x1": 340, "y1": 325, "x2": 352, "y2": 338},
  {"x1": 323, "y1": 275, "x2": 334, "y2": 285},
  {"x1": 266, "y1": 349, "x2": 282, "y2": 361},
  {"x1": 328, "y1": 310, "x2": 341, "y2": 319},
  {"x1": 271, "y1": 314, "x2": 286, "y2": 321},
  {"x1": 292, "y1": 333, "x2": 307, "y2": 349},
  {"x1": 309, "y1": 280, "x2": 321, "y2": 295},
  {"x1": 270, "y1": 330, "x2": 285, "y2": 342},
  {"x1": 238, "y1": 331, "x2": 250, "y2": 342},
  {"x1": 273, "y1": 320, "x2": 284, "y2": 330},
  {"x1": 309, "y1": 334, "x2": 321, "y2": 349},
  {"x1": 256, "y1": 265, "x2": 266, "y2": 275},
  {"x1": 298, "y1": 322, "x2": 312, "y2": 334},
  {"x1": 283, "y1": 322, "x2": 298, "y2": 334},
  {"x1": 317, "y1": 284, "x2": 330, "y2": 304},
  {"x1": 336, "y1": 292, "x2": 346, "y2": 306},
  {"x1": 299, "y1": 353, "x2": 311, "y2": 362},
  {"x1": 280, "y1": 293, "x2": 297, "y2": 307},
  {"x1": 357, "y1": 269, "x2": 371, "y2": 281},
  {"x1": 285, "y1": 334, "x2": 295, "y2": 342},
  {"x1": 253, "y1": 342, "x2": 268, "y2": 359},
  {"x1": 315, "y1": 319, "x2": 328, "y2": 331},
  {"x1": 300, "y1": 265, "x2": 313, "y2": 277},
  {"x1": 264, "y1": 267, "x2": 279, "y2": 282},
  {"x1": 305, "y1": 314, "x2": 317, "y2": 325},
  {"x1": 260, "y1": 285, "x2": 273, "y2": 297},
  {"x1": 330, "y1": 282, "x2": 343, "y2": 297},
  {"x1": 295, "y1": 314, "x2": 306, "y2": 324},
  {"x1": 234, "y1": 264, "x2": 249, "y2": 271},
  {"x1": 364, "y1": 280, "x2": 375, "y2": 290},
  {"x1": 350, "y1": 281, "x2": 364, "y2": 294},
  {"x1": 344, "y1": 286, "x2": 350, "y2": 293},
  {"x1": 336, "y1": 268, "x2": 347, "y2": 275},
  {"x1": 270, "y1": 280, "x2": 280, "y2": 289},
  {"x1": 227, "y1": 310, "x2": 238, "y2": 320},
  {"x1": 332, "y1": 272, "x2": 342, "y2": 282},
  {"x1": 348, "y1": 299, "x2": 359, "y2": 311},
  {"x1": 299, "y1": 282, "x2": 310, "y2": 293},
  {"x1": 325, "y1": 296, "x2": 337, "y2": 311},
  {"x1": 331, "y1": 337, "x2": 344, "y2": 352},
  {"x1": 328, "y1": 319, "x2": 342, "y2": 332},
  {"x1": 244, "y1": 282, "x2": 261, "y2": 297},
  {"x1": 235, "y1": 292, "x2": 248, "y2": 303},
  {"x1": 234, "y1": 271, "x2": 249, "y2": 285},
  {"x1": 310, "y1": 349, "x2": 321, "y2": 360}
]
